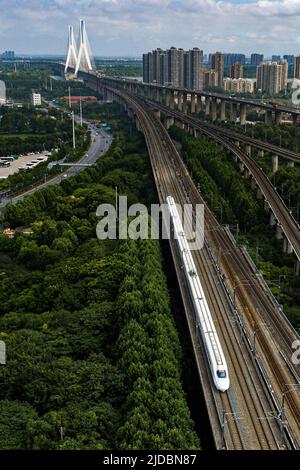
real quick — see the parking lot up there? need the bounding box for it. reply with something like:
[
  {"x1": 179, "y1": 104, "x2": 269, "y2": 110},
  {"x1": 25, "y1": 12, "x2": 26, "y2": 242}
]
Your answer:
[{"x1": 0, "y1": 152, "x2": 50, "y2": 179}]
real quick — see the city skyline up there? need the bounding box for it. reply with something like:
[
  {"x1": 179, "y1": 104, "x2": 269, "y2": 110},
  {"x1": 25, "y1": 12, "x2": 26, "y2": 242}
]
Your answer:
[{"x1": 1, "y1": 0, "x2": 300, "y2": 56}]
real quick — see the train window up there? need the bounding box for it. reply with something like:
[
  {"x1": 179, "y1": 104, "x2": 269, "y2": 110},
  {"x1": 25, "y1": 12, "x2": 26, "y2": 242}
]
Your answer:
[{"x1": 217, "y1": 370, "x2": 227, "y2": 378}]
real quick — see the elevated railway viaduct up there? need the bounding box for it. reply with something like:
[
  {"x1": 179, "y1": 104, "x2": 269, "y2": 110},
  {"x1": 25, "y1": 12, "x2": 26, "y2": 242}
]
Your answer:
[{"x1": 80, "y1": 72, "x2": 300, "y2": 449}]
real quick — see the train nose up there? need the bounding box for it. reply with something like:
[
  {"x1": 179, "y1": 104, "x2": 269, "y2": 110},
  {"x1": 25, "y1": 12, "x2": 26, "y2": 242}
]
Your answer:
[{"x1": 217, "y1": 379, "x2": 230, "y2": 392}]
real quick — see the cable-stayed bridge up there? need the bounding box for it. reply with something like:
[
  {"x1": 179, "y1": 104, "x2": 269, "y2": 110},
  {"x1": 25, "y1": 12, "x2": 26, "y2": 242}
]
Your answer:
[{"x1": 65, "y1": 19, "x2": 95, "y2": 76}]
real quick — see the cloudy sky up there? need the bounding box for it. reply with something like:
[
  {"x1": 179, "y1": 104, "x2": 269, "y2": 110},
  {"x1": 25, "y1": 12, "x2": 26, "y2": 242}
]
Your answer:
[{"x1": 1, "y1": 0, "x2": 300, "y2": 57}]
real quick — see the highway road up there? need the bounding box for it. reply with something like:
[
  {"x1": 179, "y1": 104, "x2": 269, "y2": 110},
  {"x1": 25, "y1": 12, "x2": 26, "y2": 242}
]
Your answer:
[{"x1": 0, "y1": 114, "x2": 111, "y2": 208}]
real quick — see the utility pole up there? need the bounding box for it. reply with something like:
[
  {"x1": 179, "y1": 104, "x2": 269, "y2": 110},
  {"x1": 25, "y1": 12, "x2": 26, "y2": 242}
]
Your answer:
[
  {"x1": 221, "y1": 410, "x2": 226, "y2": 447},
  {"x1": 115, "y1": 186, "x2": 118, "y2": 221},
  {"x1": 221, "y1": 410, "x2": 242, "y2": 449},
  {"x1": 80, "y1": 97, "x2": 83, "y2": 127},
  {"x1": 72, "y1": 111, "x2": 76, "y2": 149},
  {"x1": 0, "y1": 339, "x2": 6, "y2": 365},
  {"x1": 255, "y1": 246, "x2": 261, "y2": 262},
  {"x1": 68, "y1": 86, "x2": 72, "y2": 108},
  {"x1": 252, "y1": 321, "x2": 257, "y2": 357}
]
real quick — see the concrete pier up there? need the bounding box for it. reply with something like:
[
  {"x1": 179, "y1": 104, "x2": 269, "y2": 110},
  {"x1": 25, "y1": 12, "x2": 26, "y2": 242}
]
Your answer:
[
  {"x1": 240, "y1": 103, "x2": 246, "y2": 126},
  {"x1": 220, "y1": 100, "x2": 226, "y2": 121},
  {"x1": 272, "y1": 155, "x2": 278, "y2": 173}
]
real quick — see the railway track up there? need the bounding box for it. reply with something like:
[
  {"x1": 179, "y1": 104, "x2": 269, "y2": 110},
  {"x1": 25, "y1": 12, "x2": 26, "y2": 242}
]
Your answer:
[
  {"x1": 146, "y1": 103, "x2": 282, "y2": 449},
  {"x1": 139, "y1": 98, "x2": 300, "y2": 264},
  {"x1": 148, "y1": 99, "x2": 300, "y2": 445},
  {"x1": 103, "y1": 86, "x2": 292, "y2": 449},
  {"x1": 202, "y1": 124, "x2": 300, "y2": 165}
]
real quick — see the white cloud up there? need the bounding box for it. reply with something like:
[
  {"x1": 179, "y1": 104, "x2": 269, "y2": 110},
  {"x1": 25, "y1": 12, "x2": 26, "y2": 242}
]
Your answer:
[{"x1": 0, "y1": 0, "x2": 300, "y2": 55}]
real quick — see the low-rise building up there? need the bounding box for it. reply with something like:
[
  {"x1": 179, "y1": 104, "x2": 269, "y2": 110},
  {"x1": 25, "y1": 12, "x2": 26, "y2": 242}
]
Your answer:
[
  {"x1": 31, "y1": 93, "x2": 42, "y2": 106},
  {"x1": 204, "y1": 70, "x2": 217, "y2": 88},
  {"x1": 62, "y1": 95, "x2": 97, "y2": 105},
  {"x1": 223, "y1": 78, "x2": 254, "y2": 93}
]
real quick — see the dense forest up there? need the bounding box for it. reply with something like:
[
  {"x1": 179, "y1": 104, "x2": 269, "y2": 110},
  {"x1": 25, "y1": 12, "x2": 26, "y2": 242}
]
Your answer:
[
  {"x1": 0, "y1": 108, "x2": 199, "y2": 450},
  {"x1": 169, "y1": 126, "x2": 300, "y2": 329}
]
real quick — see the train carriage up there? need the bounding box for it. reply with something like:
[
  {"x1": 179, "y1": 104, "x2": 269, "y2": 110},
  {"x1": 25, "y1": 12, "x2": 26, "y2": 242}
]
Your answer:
[{"x1": 167, "y1": 196, "x2": 230, "y2": 392}]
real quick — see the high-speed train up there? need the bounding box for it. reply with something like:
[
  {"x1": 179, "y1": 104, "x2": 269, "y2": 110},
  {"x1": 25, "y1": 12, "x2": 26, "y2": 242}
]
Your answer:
[{"x1": 167, "y1": 196, "x2": 230, "y2": 392}]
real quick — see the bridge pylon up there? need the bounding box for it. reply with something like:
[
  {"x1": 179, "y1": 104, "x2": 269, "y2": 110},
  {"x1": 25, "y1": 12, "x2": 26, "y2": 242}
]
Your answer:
[
  {"x1": 74, "y1": 19, "x2": 95, "y2": 76},
  {"x1": 64, "y1": 25, "x2": 78, "y2": 74}
]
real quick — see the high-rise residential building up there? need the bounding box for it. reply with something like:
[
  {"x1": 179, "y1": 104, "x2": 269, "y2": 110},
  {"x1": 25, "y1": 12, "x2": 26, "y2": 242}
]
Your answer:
[
  {"x1": 294, "y1": 56, "x2": 300, "y2": 79},
  {"x1": 167, "y1": 47, "x2": 177, "y2": 86},
  {"x1": 143, "y1": 47, "x2": 203, "y2": 89},
  {"x1": 31, "y1": 93, "x2": 42, "y2": 106},
  {"x1": 152, "y1": 48, "x2": 163, "y2": 84},
  {"x1": 183, "y1": 52, "x2": 190, "y2": 89},
  {"x1": 167, "y1": 47, "x2": 184, "y2": 87},
  {"x1": 272, "y1": 55, "x2": 281, "y2": 62},
  {"x1": 143, "y1": 52, "x2": 153, "y2": 83},
  {"x1": 204, "y1": 70, "x2": 217, "y2": 89},
  {"x1": 159, "y1": 52, "x2": 169, "y2": 86},
  {"x1": 211, "y1": 52, "x2": 224, "y2": 88},
  {"x1": 1, "y1": 51, "x2": 15, "y2": 60},
  {"x1": 223, "y1": 53, "x2": 246, "y2": 66},
  {"x1": 188, "y1": 48, "x2": 204, "y2": 90},
  {"x1": 148, "y1": 52, "x2": 154, "y2": 83},
  {"x1": 230, "y1": 62, "x2": 244, "y2": 79},
  {"x1": 279, "y1": 60, "x2": 288, "y2": 91},
  {"x1": 223, "y1": 78, "x2": 254, "y2": 94},
  {"x1": 143, "y1": 53, "x2": 150, "y2": 83},
  {"x1": 177, "y1": 48, "x2": 185, "y2": 88},
  {"x1": 283, "y1": 54, "x2": 294, "y2": 66},
  {"x1": 251, "y1": 53, "x2": 264, "y2": 66},
  {"x1": 256, "y1": 61, "x2": 288, "y2": 95}
]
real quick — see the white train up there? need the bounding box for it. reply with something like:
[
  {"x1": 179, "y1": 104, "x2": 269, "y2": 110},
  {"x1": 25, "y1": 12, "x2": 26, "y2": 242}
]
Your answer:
[{"x1": 167, "y1": 196, "x2": 230, "y2": 392}]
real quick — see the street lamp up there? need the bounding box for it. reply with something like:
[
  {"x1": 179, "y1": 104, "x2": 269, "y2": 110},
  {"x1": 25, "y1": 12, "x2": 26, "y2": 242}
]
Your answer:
[
  {"x1": 72, "y1": 112, "x2": 76, "y2": 149},
  {"x1": 279, "y1": 383, "x2": 300, "y2": 444},
  {"x1": 258, "y1": 411, "x2": 286, "y2": 449},
  {"x1": 79, "y1": 97, "x2": 83, "y2": 127},
  {"x1": 251, "y1": 318, "x2": 269, "y2": 358},
  {"x1": 0, "y1": 339, "x2": 6, "y2": 365},
  {"x1": 215, "y1": 204, "x2": 223, "y2": 223},
  {"x1": 215, "y1": 245, "x2": 233, "y2": 266},
  {"x1": 221, "y1": 410, "x2": 243, "y2": 448},
  {"x1": 269, "y1": 275, "x2": 286, "y2": 289}
]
